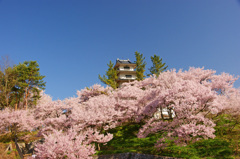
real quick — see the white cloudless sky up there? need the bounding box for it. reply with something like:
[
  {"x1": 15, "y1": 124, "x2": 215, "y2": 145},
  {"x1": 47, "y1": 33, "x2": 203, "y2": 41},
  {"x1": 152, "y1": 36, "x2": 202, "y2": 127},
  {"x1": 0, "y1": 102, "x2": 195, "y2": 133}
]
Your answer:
[{"x1": 0, "y1": 0, "x2": 240, "y2": 100}]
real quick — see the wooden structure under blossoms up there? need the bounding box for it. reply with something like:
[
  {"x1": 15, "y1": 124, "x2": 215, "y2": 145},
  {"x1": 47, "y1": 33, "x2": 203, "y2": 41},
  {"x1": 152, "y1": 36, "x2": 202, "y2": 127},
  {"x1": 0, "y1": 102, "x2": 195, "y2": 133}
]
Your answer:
[{"x1": 114, "y1": 58, "x2": 137, "y2": 87}]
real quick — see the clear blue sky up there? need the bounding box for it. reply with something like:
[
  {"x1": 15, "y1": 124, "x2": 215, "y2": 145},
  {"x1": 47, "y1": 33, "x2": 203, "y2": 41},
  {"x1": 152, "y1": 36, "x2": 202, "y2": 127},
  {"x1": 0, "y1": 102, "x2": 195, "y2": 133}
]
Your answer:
[{"x1": 1, "y1": 0, "x2": 240, "y2": 100}]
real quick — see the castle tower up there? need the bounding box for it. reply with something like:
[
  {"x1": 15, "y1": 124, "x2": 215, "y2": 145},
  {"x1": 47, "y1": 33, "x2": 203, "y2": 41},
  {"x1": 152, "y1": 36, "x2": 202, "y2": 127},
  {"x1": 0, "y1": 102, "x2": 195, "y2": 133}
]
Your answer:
[{"x1": 114, "y1": 58, "x2": 137, "y2": 87}]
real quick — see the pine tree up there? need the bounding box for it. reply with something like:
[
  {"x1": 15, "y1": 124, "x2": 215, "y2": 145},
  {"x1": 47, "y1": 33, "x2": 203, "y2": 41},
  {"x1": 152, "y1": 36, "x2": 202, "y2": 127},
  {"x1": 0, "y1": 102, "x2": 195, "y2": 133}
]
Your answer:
[
  {"x1": 98, "y1": 61, "x2": 119, "y2": 89},
  {"x1": 134, "y1": 51, "x2": 146, "y2": 81},
  {"x1": 15, "y1": 61, "x2": 46, "y2": 110},
  {"x1": 148, "y1": 54, "x2": 168, "y2": 77}
]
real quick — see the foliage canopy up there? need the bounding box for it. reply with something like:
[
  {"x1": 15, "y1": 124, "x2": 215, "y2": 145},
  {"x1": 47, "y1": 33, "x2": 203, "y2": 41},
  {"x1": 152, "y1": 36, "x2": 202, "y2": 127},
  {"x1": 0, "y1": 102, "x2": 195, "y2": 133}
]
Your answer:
[
  {"x1": 98, "y1": 61, "x2": 119, "y2": 89},
  {"x1": 148, "y1": 54, "x2": 168, "y2": 77},
  {"x1": 1, "y1": 67, "x2": 240, "y2": 158},
  {"x1": 0, "y1": 58, "x2": 46, "y2": 110}
]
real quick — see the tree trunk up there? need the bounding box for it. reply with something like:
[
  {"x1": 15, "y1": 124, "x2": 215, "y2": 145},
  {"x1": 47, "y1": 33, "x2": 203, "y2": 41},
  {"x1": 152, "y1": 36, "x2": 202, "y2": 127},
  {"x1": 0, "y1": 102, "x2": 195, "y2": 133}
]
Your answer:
[
  {"x1": 25, "y1": 87, "x2": 28, "y2": 110},
  {"x1": 15, "y1": 103, "x2": 17, "y2": 110},
  {"x1": 5, "y1": 75, "x2": 8, "y2": 107},
  {"x1": 98, "y1": 143, "x2": 100, "y2": 151},
  {"x1": 6, "y1": 93, "x2": 9, "y2": 107},
  {"x1": 160, "y1": 106, "x2": 164, "y2": 119},
  {"x1": 15, "y1": 96, "x2": 18, "y2": 111}
]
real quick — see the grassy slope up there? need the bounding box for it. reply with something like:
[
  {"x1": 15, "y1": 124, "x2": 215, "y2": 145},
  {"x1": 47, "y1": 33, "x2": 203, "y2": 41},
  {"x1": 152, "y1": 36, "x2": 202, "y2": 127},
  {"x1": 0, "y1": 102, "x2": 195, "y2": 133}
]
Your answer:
[{"x1": 97, "y1": 121, "x2": 240, "y2": 159}]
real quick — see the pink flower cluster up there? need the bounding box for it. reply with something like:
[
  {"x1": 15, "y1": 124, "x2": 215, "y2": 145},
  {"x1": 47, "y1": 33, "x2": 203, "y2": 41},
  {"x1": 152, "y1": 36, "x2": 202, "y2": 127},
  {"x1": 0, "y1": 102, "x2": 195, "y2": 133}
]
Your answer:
[{"x1": 0, "y1": 67, "x2": 239, "y2": 158}]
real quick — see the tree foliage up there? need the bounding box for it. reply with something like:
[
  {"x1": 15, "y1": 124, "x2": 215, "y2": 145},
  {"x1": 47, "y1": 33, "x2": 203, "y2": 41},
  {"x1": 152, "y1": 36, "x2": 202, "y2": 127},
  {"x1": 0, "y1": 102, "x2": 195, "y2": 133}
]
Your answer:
[
  {"x1": 15, "y1": 61, "x2": 46, "y2": 109},
  {"x1": 0, "y1": 67, "x2": 18, "y2": 109},
  {"x1": 0, "y1": 59, "x2": 46, "y2": 110},
  {"x1": 34, "y1": 129, "x2": 96, "y2": 159},
  {"x1": 98, "y1": 61, "x2": 119, "y2": 89},
  {"x1": 134, "y1": 51, "x2": 146, "y2": 81},
  {"x1": 0, "y1": 108, "x2": 39, "y2": 141},
  {"x1": 0, "y1": 56, "x2": 18, "y2": 110},
  {"x1": 148, "y1": 54, "x2": 168, "y2": 77},
  {"x1": 0, "y1": 67, "x2": 239, "y2": 158}
]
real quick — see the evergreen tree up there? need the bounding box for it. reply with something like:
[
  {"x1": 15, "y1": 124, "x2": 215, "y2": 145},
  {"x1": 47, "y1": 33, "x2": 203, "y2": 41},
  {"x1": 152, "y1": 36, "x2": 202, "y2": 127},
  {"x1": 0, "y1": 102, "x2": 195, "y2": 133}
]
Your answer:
[
  {"x1": 0, "y1": 67, "x2": 18, "y2": 109},
  {"x1": 15, "y1": 61, "x2": 46, "y2": 110},
  {"x1": 0, "y1": 56, "x2": 18, "y2": 109},
  {"x1": 98, "y1": 61, "x2": 119, "y2": 89},
  {"x1": 148, "y1": 54, "x2": 168, "y2": 77},
  {"x1": 134, "y1": 51, "x2": 146, "y2": 81}
]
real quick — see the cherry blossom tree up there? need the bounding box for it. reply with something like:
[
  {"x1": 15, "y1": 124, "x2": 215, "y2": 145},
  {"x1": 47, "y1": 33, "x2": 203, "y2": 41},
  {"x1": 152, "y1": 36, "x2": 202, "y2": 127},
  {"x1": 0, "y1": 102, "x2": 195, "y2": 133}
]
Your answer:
[
  {"x1": 34, "y1": 128, "x2": 98, "y2": 159},
  {"x1": 34, "y1": 67, "x2": 239, "y2": 154},
  {"x1": 130, "y1": 67, "x2": 239, "y2": 147},
  {"x1": 2, "y1": 67, "x2": 239, "y2": 158},
  {"x1": 32, "y1": 86, "x2": 115, "y2": 158},
  {"x1": 0, "y1": 108, "x2": 40, "y2": 143}
]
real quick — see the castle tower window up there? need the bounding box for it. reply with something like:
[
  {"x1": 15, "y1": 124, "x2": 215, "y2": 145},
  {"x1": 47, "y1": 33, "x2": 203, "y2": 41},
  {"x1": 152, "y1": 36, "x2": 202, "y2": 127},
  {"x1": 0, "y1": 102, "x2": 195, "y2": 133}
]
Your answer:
[
  {"x1": 125, "y1": 75, "x2": 132, "y2": 78},
  {"x1": 124, "y1": 66, "x2": 130, "y2": 70}
]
